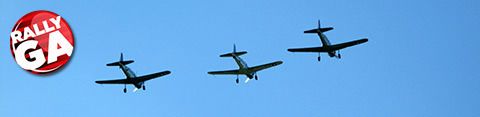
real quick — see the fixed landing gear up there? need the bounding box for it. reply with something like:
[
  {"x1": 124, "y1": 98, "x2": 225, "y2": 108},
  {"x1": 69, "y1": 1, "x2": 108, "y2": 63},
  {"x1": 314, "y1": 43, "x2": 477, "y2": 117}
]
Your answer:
[
  {"x1": 236, "y1": 75, "x2": 239, "y2": 84},
  {"x1": 317, "y1": 52, "x2": 322, "y2": 62},
  {"x1": 123, "y1": 84, "x2": 127, "y2": 93},
  {"x1": 255, "y1": 75, "x2": 258, "y2": 80},
  {"x1": 143, "y1": 85, "x2": 146, "y2": 90},
  {"x1": 338, "y1": 50, "x2": 341, "y2": 59}
]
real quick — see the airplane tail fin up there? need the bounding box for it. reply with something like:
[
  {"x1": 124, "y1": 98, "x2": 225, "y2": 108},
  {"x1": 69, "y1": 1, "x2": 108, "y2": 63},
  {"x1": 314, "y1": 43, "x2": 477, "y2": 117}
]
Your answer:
[
  {"x1": 304, "y1": 20, "x2": 333, "y2": 33},
  {"x1": 106, "y1": 53, "x2": 134, "y2": 66},
  {"x1": 220, "y1": 44, "x2": 247, "y2": 57},
  {"x1": 120, "y1": 53, "x2": 123, "y2": 62}
]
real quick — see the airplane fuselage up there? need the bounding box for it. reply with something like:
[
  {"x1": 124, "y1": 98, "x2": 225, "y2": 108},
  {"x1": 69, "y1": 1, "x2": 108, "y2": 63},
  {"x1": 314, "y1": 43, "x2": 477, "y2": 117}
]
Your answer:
[
  {"x1": 318, "y1": 32, "x2": 337, "y2": 57},
  {"x1": 232, "y1": 55, "x2": 255, "y2": 79},
  {"x1": 118, "y1": 63, "x2": 144, "y2": 88}
]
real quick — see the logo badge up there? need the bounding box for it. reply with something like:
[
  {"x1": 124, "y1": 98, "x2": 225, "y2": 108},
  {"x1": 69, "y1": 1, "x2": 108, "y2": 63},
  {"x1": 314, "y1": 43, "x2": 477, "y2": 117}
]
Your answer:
[{"x1": 10, "y1": 11, "x2": 74, "y2": 75}]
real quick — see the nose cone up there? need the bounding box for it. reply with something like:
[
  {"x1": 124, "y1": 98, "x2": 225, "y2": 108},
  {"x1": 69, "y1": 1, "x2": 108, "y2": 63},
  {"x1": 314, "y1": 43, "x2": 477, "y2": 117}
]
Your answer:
[
  {"x1": 328, "y1": 52, "x2": 336, "y2": 57},
  {"x1": 135, "y1": 82, "x2": 144, "y2": 89},
  {"x1": 246, "y1": 74, "x2": 254, "y2": 79}
]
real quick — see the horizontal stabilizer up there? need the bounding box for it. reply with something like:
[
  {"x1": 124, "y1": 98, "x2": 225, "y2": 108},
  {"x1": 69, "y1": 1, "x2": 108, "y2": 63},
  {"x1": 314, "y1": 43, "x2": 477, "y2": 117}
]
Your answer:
[
  {"x1": 220, "y1": 51, "x2": 247, "y2": 57},
  {"x1": 304, "y1": 27, "x2": 334, "y2": 33},
  {"x1": 106, "y1": 60, "x2": 134, "y2": 66},
  {"x1": 303, "y1": 29, "x2": 317, "y2": 33}
]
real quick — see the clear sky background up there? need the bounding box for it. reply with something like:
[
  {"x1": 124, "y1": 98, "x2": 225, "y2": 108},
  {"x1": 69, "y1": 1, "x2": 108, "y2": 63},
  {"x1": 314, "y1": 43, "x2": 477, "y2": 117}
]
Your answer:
[{"x1": 1, "y1": 0, "x2": 480, "y2": 116}]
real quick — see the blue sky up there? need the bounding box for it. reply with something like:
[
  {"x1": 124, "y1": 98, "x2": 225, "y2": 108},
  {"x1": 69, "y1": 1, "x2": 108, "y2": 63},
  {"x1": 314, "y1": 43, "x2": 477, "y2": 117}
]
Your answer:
[{"x1": 1, "y1": 0, "x2": 480, "y2": 116}]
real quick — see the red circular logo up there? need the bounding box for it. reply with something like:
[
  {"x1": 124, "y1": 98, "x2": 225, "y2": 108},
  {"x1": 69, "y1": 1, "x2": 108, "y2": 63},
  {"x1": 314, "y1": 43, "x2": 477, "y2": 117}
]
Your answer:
[{"x1": 10, "y1": 11, "x2": 74, "y2": 75}]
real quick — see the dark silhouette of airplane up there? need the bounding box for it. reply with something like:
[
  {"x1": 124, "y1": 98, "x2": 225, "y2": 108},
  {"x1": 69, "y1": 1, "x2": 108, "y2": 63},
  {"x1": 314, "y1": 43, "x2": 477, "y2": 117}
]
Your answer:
[
  {"x1": 288, "y1": 20, "x2": 368, "y2": 61},
  {"x1": 95, "y1": 53, "x2": 171, "y2": 93},
  {"x1": 208, "y1": 45, "x2": 283, "y2": 84}
]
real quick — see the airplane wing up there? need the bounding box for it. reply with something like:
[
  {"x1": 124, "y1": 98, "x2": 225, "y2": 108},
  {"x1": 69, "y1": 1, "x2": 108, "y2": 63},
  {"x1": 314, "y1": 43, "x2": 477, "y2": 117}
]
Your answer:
[
  {"x1": 95, "y1": 79, "x2": 132, "y2": 84},
  {"x1": 249, "y1": 61, "x2": 283, "y2": 72},
  {"x1": 135, "y1": 71, "x2": 171, "y2": 82},
  {"x1": 287, "y1": 38, "x2": 368, "y2": 52},
  {"x1": 330, "y1": 38, "x2": 368, "y2": 50},
  {"x1": 208, "y1": 69, "x2": 242, "y2": 75},
  {"x1": 287, "y1": 46, "x2": 330, "y2": 52}
]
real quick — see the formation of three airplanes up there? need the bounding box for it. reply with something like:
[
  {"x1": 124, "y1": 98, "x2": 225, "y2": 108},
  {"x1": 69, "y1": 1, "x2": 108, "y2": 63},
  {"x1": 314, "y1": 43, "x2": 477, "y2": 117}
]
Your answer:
[{"x1": 95, "y1": 20, "x2": 369, "y2": 93}]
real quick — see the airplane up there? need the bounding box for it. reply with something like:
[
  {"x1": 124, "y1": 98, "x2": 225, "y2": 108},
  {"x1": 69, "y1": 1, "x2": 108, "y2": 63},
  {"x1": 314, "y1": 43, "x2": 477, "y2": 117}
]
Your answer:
[
  {"x1": 287, "y1": 20, "x2": 368, "y2": 61},
  {"x1": 208, "y1": 44, "x2": 283, "y2": 84},
  {"x1": 95, "y1": 53, "x2": 171, "y2": 93}
]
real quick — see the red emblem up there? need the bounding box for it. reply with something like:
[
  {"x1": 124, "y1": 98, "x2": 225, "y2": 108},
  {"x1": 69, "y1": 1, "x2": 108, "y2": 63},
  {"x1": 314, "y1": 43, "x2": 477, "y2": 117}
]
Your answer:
[{"x1": 10, "y1": 11, "x2": 74, "y2": 75}]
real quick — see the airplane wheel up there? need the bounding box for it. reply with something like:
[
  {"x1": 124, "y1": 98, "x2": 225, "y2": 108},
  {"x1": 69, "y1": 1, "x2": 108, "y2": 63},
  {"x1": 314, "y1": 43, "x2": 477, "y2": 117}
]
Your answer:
[
  {"x1": 143, "y1": 85, "x2": 146, "y2": 90},
  {"x1": 338, "y1": 54, "x2": 341, "y2": 59},
  {"x1": 123, "y1": 88, "x2": 127, "y2": 93},
  {"x1": 255, "y1": 75, "x2": 258, "y2": 80},
  {"x1": 236, "y1": 78, "x2": 239, "y2": 84},
  {"x1": 317, "y1": 56, "x2": 321, "y2": 62}
]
